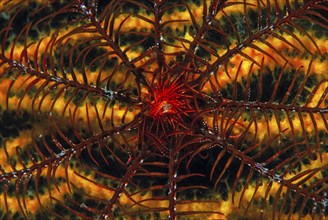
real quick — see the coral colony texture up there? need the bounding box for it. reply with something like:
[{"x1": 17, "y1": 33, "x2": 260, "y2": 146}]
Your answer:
[{"x1": 0, "y1": 0, "x2": 327, "y2": 219}]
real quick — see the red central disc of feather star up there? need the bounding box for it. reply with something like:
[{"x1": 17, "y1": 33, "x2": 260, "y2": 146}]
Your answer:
[{"x1": 146, "y1": 77, "x2": 193, "y2": 127}]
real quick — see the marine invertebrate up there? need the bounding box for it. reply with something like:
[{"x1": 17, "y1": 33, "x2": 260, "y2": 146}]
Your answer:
[{"x1": 0, "y1": 0, "x2": 327, "y2": 219}]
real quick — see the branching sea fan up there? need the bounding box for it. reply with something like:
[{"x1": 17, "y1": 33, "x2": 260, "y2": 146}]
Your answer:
[{"x1": 0, "y1": 0, "x2": 327, "y2": 219}]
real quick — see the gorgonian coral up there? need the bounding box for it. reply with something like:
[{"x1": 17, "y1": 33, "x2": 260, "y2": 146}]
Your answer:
[{"x1": 0, "y1": 0, "x2": 327, "y2": 219}]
